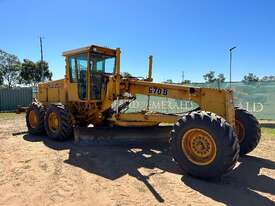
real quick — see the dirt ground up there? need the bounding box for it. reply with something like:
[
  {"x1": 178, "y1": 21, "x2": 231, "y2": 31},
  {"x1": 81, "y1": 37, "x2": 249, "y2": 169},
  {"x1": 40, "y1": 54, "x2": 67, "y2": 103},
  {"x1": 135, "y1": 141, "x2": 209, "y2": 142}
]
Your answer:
[{"x1": 0, "y1": 113, "x2": 274, "y2": 206}]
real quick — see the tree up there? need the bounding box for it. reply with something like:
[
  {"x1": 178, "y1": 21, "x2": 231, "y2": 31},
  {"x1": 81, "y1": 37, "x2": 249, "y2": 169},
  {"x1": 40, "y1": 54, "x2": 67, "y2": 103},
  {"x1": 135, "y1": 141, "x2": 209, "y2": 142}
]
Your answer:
[
  {"x1": 20, "y1": 59, "x2": 52, "y2": 86},
  {"x1": 203, "y1": 71, "x2": 216, "y2": 83},
  {"x1": 35, "y1": 60, "x2": 52, "y2": 82},
  {"x1": 203, "y1": 71, "x2": 226, "y2": 83},
  {"x1": 163, "y1": 79, "x2": 173, "y2": 84},
  {"x1": 217, "y1": 73, "x2": 225, "y2": 82},
  {"x1": 0, "y1": 69, "x2": 3, "y2": 86},
  {"x1": 243, "y1": 73, "x2": 259, "y2": 82},
  {"x1": 0, "y1": 49, "x2": 21, "y2": 88},
  {"x1": 121, "y1": 72, "x2": 132, "y2": 78},
  {"x1": 261, "y1": 75, "x2": 275, "y2": 81},
  {"x1": 181, "y1": 80, "x2": 191, "y2": 84},
  {"x1": 20, "y1": 59, "x2": 37, "y2": 85}
]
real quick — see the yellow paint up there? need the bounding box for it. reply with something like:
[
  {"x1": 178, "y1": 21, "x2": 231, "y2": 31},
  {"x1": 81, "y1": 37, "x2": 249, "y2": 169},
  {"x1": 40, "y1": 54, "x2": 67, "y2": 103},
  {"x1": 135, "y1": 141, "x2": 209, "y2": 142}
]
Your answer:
[
  {"x1": 36, "y1": 44, "x2": 237, "y2": 128},
  {"x1": 111, "y1": 113, "x2": 179, "y2": 123},
  {"x1": 181, "y1": 128, "x2": 217, "y2": 166},
  {"x1": 29, "y1": 110, "x2": 38, "y2": 128},
  {"x1": 48, "y1": 112, "x2": 59, "y2": 132},
  {"x1": 112, "y1": 121, "x2": 159, "y2": 127}
]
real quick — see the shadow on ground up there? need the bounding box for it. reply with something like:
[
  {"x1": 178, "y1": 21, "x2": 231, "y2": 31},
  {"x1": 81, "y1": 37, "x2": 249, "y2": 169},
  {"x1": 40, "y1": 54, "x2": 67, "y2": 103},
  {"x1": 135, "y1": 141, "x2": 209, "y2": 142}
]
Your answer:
[
  {"x1": 23, "y1": 134, "x2": 275, "y2": 205},
  {"x1": 182, "y1": 155, "x2": 275, "y2": 206}
]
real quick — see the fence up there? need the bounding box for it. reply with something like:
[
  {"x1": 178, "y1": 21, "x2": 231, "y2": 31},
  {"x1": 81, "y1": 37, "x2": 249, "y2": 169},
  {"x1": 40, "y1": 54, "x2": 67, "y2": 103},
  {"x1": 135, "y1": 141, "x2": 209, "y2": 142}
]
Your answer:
[
  {"x1": 118, "y1": 81, "x2": 275, "y2": 120},
  {"x1": 0, "y1": 87, "x2": 33, "y2": 111},
  {"x1": 1, "y1": 81, "x2": 274, "y2": 119},
  {"x1": 193, "y1": 81, "x2": 275, "y2": 120}
]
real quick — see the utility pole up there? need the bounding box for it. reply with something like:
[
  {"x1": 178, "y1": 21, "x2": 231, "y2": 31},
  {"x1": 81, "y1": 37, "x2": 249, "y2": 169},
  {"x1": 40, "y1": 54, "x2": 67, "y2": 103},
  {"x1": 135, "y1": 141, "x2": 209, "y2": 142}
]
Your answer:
[
  {"x1": 40, "y1": 36, "x2": 44, "y2": 82},
  {"x1": 229, "y1": 46, "x2": 237, "y2": 88},
  {"x1": 182, "y1": 71, "x2": 184, "y2": 83}
]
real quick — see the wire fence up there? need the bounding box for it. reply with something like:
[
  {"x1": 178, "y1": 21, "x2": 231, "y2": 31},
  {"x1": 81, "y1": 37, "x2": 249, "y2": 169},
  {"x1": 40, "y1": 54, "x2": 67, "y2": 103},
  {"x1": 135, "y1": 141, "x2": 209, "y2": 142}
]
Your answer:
[
  {"x1": 1, "y1": 81, "x2": 275, "y2": 120},
  {"x1": 119, "y1": 81, "x2": 275, "y2": 120}
]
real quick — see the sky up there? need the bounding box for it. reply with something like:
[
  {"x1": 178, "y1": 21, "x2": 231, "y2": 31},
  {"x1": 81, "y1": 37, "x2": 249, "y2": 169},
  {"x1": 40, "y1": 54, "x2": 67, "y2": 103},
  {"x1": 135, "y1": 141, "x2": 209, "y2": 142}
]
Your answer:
[{"x1": 0, "y1": 0, "x2": 275, "y2": 83}]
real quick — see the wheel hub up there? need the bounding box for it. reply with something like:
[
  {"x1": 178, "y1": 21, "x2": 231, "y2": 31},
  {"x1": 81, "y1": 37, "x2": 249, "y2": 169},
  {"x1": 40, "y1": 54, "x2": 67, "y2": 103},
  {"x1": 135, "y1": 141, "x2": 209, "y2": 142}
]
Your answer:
[
  {"x1": 29, "y1": 110, "x2": 38, "y2": 128},
  {"x1": 182, "y1": 128, "x2": 217, "y2": 165},
  {"x1": 48, "y1": 112, "x2": 59, "y2": 132},
  {"x1": 235, "y1": 120, "x2": 245, "y2": 143}
]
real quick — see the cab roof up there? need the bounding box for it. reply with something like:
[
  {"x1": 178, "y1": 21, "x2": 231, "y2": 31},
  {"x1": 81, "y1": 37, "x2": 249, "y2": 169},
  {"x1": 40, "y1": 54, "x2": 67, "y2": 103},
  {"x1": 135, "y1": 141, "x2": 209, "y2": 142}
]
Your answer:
[{"x1": 62, "y1": 45, "x2": 117, "y2": 57}]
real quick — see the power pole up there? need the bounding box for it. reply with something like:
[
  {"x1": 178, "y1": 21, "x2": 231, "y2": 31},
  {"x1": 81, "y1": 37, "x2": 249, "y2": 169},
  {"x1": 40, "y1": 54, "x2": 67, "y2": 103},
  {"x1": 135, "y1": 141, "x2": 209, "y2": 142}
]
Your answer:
[
  {"x1": 229, "y1": 46, "x2": 237, "y2": 88},
  {"x1": 182, "y1": 71, "x2": 184, "y2": 83},
  {"x1": 40, "y1": 36, "x2": 44, "y2": 82}
]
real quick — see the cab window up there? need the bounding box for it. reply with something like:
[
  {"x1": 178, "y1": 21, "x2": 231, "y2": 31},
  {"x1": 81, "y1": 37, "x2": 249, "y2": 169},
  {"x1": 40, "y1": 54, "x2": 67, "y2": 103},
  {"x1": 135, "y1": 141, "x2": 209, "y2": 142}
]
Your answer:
[
  {"x1": 69, "y1": 54, "x2": 88, "y2": 100},
  {"x1": 69, "y1": 57, "x2": 77, "y2": 82},
  {"x1": 90, "y1": 54, "x2": 115, "y2": 74}
]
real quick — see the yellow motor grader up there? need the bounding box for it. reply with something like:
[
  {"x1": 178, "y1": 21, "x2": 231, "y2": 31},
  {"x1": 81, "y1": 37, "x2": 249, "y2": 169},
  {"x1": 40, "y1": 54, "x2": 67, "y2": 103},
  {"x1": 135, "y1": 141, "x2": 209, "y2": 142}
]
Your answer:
[{"x1": 26, "y1": 45, "x2": 261, "y2": 179}]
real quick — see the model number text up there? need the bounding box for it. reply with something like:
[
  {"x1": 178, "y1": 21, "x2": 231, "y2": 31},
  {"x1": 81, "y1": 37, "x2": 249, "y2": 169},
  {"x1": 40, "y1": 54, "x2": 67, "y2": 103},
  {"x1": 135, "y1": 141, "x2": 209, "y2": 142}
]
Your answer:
[{"x1": 148, "y1": 87, "x2": 168, "y2": 95}]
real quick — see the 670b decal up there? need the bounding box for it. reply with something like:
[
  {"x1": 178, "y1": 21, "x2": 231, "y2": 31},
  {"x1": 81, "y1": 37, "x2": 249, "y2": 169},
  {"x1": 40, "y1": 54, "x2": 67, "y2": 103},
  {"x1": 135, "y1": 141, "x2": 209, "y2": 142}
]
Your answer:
[{"x1": 148, "y1": 87, "x2": 168, "y2": 95}]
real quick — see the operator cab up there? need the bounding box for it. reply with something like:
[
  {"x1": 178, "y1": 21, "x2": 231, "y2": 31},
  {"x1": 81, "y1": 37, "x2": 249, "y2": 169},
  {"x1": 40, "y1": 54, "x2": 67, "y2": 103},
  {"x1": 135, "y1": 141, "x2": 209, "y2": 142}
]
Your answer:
[
  {"x1": 90, "y1": 52, "x2": 116, "y2": 100},
  {"x1": 63, "y1": 45, "x2": 119, "y2": 101}
]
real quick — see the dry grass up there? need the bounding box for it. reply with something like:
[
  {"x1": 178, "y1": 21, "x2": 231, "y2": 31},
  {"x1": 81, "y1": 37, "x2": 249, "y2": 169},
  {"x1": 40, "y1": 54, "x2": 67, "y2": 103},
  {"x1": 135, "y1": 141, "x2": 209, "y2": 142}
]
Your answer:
[{"x1": 262, "y1": 127, "x2": 275, "y2": 138}]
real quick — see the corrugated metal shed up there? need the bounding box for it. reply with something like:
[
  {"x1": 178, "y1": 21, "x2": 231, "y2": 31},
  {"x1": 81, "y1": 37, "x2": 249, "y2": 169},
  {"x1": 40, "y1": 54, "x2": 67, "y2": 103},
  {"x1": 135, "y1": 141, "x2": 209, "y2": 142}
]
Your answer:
[{"x1": 0, "y1": 88, "x2": 33, "y2": 111}]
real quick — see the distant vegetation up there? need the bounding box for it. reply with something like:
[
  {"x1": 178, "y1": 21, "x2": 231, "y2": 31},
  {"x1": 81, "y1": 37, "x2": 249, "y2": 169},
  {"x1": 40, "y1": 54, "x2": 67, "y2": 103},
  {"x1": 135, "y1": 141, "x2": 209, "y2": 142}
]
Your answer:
[
  {"x1": 1, "y1": 48, "x2": 274, "y2": 88},
  {"x1": 163, "y1": 71, "x2": 274, "y2": 85},
  {"x1": 203, "y1": 71, "x2": 225, "y2": 83},
  {"x1": 242, "y1": 73, "x2": 259, "y2": 82},
  {"x1": 20, "y1": 59, "x2": 52, "y2": 86},
  {"x1": 242, "y1": 73, "x2": 275, "y2": 83},
  {"x1": 121, "y1": 72, "x2": 132, "y2": 78},
  {"x1": 0, "y1": 49, "x2": 52, "y2": 88},
  {"x1": 262, "y1": 75, "x2": 275, "y2": 81}
]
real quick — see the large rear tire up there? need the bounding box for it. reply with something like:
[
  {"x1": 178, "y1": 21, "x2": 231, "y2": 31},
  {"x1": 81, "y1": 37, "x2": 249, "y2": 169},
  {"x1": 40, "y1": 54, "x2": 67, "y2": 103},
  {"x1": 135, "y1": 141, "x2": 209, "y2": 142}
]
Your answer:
[
  {"x1": 170, "y1": 111, "x2": 239, "y2": 179},
  {"x1": 44, "y1": 104, "x2": 73, "y2": 141},
  {"x1": 235, "y1": 108, "x2": 261, "y2": 155},
  {"x1": 26, "y1": 102, "x2": 45, "y2": 135}
]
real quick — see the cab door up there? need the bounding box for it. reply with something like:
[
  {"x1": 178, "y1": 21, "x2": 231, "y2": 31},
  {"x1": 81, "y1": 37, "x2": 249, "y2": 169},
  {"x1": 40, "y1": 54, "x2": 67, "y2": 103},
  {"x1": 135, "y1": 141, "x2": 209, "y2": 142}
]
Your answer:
[
  {"x1": 69, "y1": 54, "x2": 88, "y2": 100},
  {"x1": 90, "y1": 60, "x2": 104, "y2": 100},
  {"x1": 89, "y1": 54, "x2": 116, "y2": 101}
]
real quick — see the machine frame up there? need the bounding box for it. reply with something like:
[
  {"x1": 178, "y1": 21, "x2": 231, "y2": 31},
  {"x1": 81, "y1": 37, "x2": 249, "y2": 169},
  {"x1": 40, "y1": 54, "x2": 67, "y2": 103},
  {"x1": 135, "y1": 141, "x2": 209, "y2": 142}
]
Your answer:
[
  {"x1": 25, "y1": 44, "x2": 261, "y2": 179},
  {"x1": 36, "y1": 45, "x2": 235, "y2": 127}
]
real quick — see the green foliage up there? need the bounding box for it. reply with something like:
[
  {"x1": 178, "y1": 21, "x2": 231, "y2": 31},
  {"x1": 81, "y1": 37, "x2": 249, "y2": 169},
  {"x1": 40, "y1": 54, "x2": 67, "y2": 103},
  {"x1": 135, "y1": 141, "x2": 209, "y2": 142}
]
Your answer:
[
  {"x1": 20, "y1": 59, "x2": 36, "y2": 85},
  {"x1": 261, "y1": 75, "x2": 275, "y2": 81},
  {"x1": 243, "y1": 73, "x2": 259, "y2": 82},
  {"x1": 203, "y1": 71, "x2": 215, "y2": 82},
  {"x1": 20, "y1": 59, "x2": 52, "y2": 85},
  {"x1": 35, "y1": 60, "x2": 52, "y2": 82},
  {"x1": 0, "y1": 49, "x2": 21, "y2": 88},
  {"x1": 217, "y1": 73, "x2": 225, "y2": 82},
  {"x1": 121, "y1": 72, "x2": 132, "y2": 78},
  {"x1": 163, "y1": 79, "x2": 173, "y2": 84},
  {"x1": 203, "y1": 71, "x2": 226, "y2": 83},
  {"x1": 181, "y1": 80, "x2": 191, "y2": 84},
  {"x1": 0, "y1": 69, "x2": 3, "y2": 86},
  {"x1": 261, "y1": 127, "x2": 275, "y2": 138}
]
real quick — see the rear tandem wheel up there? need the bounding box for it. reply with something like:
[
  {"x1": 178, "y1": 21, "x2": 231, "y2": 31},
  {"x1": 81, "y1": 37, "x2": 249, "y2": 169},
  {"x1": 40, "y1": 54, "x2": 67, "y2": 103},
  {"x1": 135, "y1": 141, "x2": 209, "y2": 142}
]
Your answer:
[
  {"x1": 26, "y1": 102, "x2": 45, "y2": 135},
  {"x1": 235, "y1": 107, "x2": 261, "y2": 155},
  {"x1": 44, "y1": 104, "x2": 73, "y2": 141}
]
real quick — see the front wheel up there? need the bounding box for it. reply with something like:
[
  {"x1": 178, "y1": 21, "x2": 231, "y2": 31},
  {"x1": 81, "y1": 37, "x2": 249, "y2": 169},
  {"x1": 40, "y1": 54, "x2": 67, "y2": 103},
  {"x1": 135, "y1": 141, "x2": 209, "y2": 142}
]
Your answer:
[
  {"x1": 170, "y1": 111, "x2": 239, "y2": 179},
  {"x1": 235, "y1": 108, "x2": 261, "y2": 155}
]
